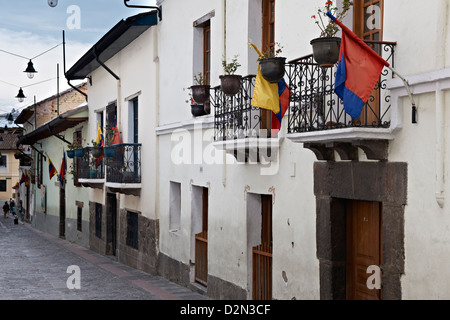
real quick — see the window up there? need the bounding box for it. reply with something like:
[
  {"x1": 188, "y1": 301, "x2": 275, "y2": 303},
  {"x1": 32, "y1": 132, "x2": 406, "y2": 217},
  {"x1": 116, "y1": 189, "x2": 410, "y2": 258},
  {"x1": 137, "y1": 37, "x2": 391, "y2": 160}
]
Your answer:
[
  {"x1": 126, "y1": 211, "x2": 139, "y2": 249},
  {"x1": 0, "y1": 180, "x2": 6, "y2": 192},
  {"x1": 95, "y1": 202, "x2": 102, "y2": 239},
  {"x1": 169, "y1": 181, "x2": 181, "y2": 231},
  {"x1": 354, "y1": 0, "x2": 383, "y2": 52},
  {"x1": 0, "y1": 155, "x2": 6, "y2": 168},
  {"x1": 353, "y1": 0, "x2": 384, "y2": 124},
  {"x1": 203, "y1": 23, "x2": 211, "y2": 85}
]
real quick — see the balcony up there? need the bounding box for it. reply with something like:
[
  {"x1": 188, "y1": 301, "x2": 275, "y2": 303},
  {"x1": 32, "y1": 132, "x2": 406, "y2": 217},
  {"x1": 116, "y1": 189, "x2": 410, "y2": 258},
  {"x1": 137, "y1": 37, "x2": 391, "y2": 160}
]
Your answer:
[
  {"x1": 78, "y1": 147, "x2": 105, "y2": 189},
  {"x1": 286, "y1": 41, "x2": 397, "y2": 160},
  {"x1": 213, "y1": 75, "x2": 281, "y2": 163},
  {"x1": 104, "y1": 143, "x2": 142, "y2": 196}
]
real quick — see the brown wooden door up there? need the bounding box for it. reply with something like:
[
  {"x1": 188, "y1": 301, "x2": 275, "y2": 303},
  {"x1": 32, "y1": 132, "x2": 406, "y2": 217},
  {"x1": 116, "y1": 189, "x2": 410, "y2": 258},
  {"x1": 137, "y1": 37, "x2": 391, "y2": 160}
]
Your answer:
[
  {"x1": 59, "y1": 184, "x2": 66, "y2": 238},
  {"x1": 346, "y1": 200, "x2": 382, "y2": 300},
  {"x1": 252, "y1": 195, "x2": 272, "y2": 300},
  {"x1": 195, "y1": 187, "x2": 208, "y2": 286}
]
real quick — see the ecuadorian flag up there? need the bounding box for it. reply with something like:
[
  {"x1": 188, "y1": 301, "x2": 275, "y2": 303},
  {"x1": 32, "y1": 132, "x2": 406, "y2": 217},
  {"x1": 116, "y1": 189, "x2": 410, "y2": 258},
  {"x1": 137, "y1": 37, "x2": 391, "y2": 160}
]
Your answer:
[
  {"x1": 48, "y1": 155, "x2": 57, "y2": 180},
  {"x1": 327, "y1": 12, "x2": 389, "y2": 119}
]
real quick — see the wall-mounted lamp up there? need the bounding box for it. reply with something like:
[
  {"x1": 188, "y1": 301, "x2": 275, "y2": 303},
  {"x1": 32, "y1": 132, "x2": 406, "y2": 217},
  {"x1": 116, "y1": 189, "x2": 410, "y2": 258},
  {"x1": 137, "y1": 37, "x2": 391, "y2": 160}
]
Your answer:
[
  {"x1": 24, "y1": 60, "x2": 37, "y2": 79},
  {"x1": 16, "y1": 88, "x2": 26, "y2": 102}
]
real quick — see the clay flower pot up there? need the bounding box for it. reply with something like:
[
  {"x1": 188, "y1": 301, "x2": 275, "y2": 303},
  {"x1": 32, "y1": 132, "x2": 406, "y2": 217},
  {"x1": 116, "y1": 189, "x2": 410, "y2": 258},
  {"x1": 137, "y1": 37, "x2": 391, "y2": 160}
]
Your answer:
[{"x1": 310, "y1": 37, "x2": 341, "y2": 68}]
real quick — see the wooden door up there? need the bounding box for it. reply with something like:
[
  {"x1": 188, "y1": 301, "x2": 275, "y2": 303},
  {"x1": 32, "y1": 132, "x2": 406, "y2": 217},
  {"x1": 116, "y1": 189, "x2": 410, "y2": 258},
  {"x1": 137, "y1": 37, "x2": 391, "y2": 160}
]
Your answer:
[
  {"x1": 195, "y1": 187, "x2": 208, "y2": 286},
  {"x1": 252, "y1": 195, "x2": 273, "y2": 300},
  {"x1": 107, "y1": 193, "x2": 117, "y2": 256},
  {"x1": 59, "y1": 184, "x2": 66, "y2": 238},
  {"x1": 346, "y1": 200, "x2": 382, "y2": 300}
]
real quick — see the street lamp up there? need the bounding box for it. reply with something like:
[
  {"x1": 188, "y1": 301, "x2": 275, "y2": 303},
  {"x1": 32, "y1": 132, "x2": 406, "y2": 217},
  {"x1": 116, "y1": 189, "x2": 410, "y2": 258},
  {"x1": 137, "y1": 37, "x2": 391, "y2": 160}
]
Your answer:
[
  {"x1": 7, "y1": 113, "x2": 14, "y2": 125},
  {"x1": 24, "y1": 60, "x2": 37, "y2": 79},
  {"x1": 16, "y1": 88, "x2": 26, "y2": 102}
]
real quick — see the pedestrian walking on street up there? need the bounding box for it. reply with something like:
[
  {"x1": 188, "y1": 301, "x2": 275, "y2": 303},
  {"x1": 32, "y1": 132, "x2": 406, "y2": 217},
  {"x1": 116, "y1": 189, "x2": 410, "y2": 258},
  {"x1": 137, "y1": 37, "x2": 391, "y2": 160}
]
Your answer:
[
  {"x1": 10, "y1": 198, "x2": 15, "y2": 215},
  {"x1": 3, "y1": 201, "x2": 10, "y2": 218},
  {"x1": 18, "y1": 200, "x2": 24, "y2": 221}
]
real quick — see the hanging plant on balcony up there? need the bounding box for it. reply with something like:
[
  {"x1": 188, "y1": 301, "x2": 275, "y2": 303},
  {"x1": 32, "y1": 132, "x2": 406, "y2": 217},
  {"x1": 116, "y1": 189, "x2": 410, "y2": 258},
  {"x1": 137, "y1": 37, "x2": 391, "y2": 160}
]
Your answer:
[
  {"x1": 190, "y1": 72, "x2": 210, "y2": 105},
  {"x1": 67, "y1": 140, "x2": 84, "y2": 158},
  {"x1": 184, "y1": 87, "x2": 207, "y2": 117},
  {"x1": 220, "y1": 55, "x2": 242, "y2": 96},
  {"x1": 14, "y1": 150, "x2": 23, "y2": 159},
  {"x1": 257, "y1": 42, "x2": 286, "y2": 83},
  {"x1": 310, "y1": 0, "x2": 353, "y2": 68},
  {"x1": 90, "y1": 139, "x2": 103, "y2": 159}
]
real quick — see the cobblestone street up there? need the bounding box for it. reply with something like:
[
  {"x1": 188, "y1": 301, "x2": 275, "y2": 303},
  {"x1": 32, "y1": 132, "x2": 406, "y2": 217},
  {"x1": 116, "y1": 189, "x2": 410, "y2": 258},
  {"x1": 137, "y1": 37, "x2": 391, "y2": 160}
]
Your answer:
[{"x1": 0, "y1": 216, "x2": 208, "y2": 300}]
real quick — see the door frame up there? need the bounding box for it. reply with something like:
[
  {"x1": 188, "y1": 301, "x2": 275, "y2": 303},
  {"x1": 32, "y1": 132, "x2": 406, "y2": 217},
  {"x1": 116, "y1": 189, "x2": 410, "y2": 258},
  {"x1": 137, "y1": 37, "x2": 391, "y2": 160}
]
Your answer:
[{"x1": 314, "y1": 161, "x2": 406, "y2": 300}]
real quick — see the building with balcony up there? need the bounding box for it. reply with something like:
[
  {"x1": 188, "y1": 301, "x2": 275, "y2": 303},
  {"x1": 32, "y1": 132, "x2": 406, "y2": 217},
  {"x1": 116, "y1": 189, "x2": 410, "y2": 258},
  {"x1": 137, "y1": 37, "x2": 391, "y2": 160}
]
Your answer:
[
  {"x1": 15, "y1": 87, "x2": 90, "y2": 248},
  {"x1": 155, "y1": 0, "x2": 450, "y2": 300},
  {"x1": 65, "y1": 11, "x2": 159, "y2": 274}
]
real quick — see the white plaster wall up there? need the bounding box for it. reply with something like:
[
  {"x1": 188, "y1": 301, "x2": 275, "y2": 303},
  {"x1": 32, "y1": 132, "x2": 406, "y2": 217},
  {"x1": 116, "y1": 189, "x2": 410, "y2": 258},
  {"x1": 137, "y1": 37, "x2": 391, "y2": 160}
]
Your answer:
[
  {"x1": 156, "y1": 0, "x2": 450, "y2": 299},
  {"x1": 86, "y1": 27, "x2": 158, "y2": 220}
]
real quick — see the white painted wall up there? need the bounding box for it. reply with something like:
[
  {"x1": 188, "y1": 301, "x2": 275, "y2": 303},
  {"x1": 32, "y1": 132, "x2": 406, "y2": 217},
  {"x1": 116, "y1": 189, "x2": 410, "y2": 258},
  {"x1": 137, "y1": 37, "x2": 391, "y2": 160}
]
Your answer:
[{"x1": 86, "y1": 27, "x2": 158, "y2": 220}]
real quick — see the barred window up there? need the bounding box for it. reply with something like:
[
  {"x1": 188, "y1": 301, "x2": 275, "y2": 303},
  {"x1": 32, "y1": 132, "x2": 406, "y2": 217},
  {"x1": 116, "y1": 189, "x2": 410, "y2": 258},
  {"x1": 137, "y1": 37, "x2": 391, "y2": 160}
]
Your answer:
[{"x1": 126, "y1": 211, "x2": 139, "y2": 250}]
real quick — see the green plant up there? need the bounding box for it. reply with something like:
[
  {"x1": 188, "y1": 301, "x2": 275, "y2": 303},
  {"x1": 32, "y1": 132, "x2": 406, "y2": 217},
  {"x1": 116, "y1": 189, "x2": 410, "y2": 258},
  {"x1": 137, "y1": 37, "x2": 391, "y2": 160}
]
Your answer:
[
  {"x1": 222, "y1": 55, "x2": 241, "y2": 75},
  {"x1": 311, "y1": 0, "x2": 353, "y2": 37},
  {"x1": 67, "y1": 139, "x2": 84, "y2": 150},
  {"x1": 259, "y1": 42, "x2": 283, "y2": 60},
  {"x1": 193, "y1": 72, "x2": 207, "y2": 85}
]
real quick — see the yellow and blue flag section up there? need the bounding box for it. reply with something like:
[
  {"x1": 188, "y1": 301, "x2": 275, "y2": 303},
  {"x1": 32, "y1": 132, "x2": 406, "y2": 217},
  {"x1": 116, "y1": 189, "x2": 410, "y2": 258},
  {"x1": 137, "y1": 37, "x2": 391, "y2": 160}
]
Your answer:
[
  {"x1": 271, "y1": 78, "x2": 290, "y2": 131},
  {"x1": 48, "y1": 155, "x2": 58, "y2": 180},
  {"x1": 250, "y1": 43, "x2": 280, "y2": 115},
  {"x1": 96, "y1": 122, "x2": 104, "y2": 147},
  {"x1": 12, "y1": 182, "x2": 19, "y2": 190},
  {"x1": 327, "y1": 12, "x2": 389, "y2": 119}
]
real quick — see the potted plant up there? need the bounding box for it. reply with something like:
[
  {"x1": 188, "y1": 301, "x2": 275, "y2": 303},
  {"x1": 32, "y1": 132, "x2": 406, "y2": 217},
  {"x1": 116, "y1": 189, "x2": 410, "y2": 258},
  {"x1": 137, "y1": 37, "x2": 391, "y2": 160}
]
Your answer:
[
  {"x1": 67, "y1": 140, "x2": 84, "y2": 158},
  {"x1": 90, "y1": 139, "x2": 103, "y2": 159},
  {"x1": 310, "y1": 0, "x2": 353, "y2": 68},
  {"x1": 184, "y1": 87, "x2": 207, "y2": 117},
  {"x1": 258, "y1": 42, "x2": 286, "y2": 83},
  {"x1": 14, "y1": 150, "x2": 23, "y2": 159},
  {"x1": 220, "y1": 55, "x2": 242, "y2": 96},
  {"x1": 190, "y1": 72, "x2": 210, "y2": 104}
]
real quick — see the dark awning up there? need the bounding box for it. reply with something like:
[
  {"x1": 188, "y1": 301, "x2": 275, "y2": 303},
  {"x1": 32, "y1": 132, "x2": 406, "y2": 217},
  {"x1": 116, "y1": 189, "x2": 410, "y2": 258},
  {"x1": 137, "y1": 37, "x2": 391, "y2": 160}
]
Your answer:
[
  {"x1": 17, "y1": 105, "x2": 88, "y2": 147},
  {"x1": 66, "y1": 11, "x2": 158, "y2": 80}
]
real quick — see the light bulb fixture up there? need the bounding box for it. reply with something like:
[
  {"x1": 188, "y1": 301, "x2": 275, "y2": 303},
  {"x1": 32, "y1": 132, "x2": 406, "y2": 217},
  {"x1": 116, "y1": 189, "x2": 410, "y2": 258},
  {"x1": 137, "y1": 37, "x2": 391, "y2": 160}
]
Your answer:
[
  {"x1": 16, "y1": 88, "x2": 26, "y2": 102},
  {"x1": 24, "y1": 60, "x2": 37, "y2": 79}
]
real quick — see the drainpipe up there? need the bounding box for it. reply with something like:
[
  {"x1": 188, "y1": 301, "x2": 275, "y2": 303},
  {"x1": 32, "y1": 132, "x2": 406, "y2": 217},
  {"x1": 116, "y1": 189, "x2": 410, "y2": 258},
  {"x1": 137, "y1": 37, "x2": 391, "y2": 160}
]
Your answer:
[
  {"x1": 93, "y1": 47, "x2": 122, "y2": 140},
  {"x1": 435, "y1": 84, "x2": 445, "y2": 208},
  {"x1": 435, "y1": 0, "x2": 447, "y2": 208},
  {"x1": 222, "y1": 0, "x2": 227, "y2": 187}
]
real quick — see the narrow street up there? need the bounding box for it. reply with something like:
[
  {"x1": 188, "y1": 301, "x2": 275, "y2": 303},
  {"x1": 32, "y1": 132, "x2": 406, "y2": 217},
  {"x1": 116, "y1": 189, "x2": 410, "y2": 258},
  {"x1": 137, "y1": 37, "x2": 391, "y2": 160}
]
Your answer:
[{"x1": 0, "y1": 216, "x2": 207, "y2": 300}]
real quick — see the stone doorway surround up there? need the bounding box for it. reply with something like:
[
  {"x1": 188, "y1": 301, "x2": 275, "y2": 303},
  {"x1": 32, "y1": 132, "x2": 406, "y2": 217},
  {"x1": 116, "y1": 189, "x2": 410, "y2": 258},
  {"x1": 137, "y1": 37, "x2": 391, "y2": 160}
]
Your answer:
[{"x1": 307, "y1": 141, "x2": 407, "y2": 300}]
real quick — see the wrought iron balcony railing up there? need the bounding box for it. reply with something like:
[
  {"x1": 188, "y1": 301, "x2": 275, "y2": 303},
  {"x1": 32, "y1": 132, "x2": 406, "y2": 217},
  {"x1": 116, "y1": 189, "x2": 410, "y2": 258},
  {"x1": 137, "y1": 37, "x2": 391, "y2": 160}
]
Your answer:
[
  {"x1": 214, "y1": 75, "x2": 275, "y2": 141},
  {"x1": 213, "y1": 41, "x2": 396, "y2": 141},
  {"x1": 104, "y1": 143, "x2": 141, "y2": 184},
  {"x1": 78, "y1": 147, "x2": 105, "y2": 180},
  {"x1": 287, "y1": 41, "x2": 396, "y2": 134}
]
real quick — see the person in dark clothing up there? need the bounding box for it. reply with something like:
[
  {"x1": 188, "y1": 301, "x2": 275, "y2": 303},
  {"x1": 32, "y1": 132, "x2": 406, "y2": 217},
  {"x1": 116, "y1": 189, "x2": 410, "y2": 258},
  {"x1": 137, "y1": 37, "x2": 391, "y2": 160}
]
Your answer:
[{"x1": 3, "y1": 202, "x2": 10, "y2": 218}]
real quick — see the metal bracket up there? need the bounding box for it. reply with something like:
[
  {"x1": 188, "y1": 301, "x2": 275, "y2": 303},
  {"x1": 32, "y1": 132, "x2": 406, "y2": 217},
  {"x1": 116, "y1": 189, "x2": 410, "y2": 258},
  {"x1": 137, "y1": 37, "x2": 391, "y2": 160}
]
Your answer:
[
  {"x1": 124, "y1": 0, "x2": 162, "y2": 20},
  {"x1": 47, "y1": 124, "x2": 71, "y2": 145}
]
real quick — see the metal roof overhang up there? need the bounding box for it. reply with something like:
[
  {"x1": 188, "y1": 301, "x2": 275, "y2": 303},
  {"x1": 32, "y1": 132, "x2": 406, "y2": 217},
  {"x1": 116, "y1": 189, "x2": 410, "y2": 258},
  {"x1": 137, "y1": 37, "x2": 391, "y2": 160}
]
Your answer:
[
  {"x1": 17, "y1": 105, "x2": 88, "y2": 147},
  {"x1": 66, "y1": 11, "x2": 158, "y2": 80}
]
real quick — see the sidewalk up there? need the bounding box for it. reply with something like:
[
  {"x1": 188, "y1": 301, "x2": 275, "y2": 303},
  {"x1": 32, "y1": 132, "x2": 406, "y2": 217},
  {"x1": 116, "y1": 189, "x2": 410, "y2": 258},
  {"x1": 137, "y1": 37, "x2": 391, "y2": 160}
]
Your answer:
[{"x1": 0, "y1": 216, "x2": 208, "y2": 300}]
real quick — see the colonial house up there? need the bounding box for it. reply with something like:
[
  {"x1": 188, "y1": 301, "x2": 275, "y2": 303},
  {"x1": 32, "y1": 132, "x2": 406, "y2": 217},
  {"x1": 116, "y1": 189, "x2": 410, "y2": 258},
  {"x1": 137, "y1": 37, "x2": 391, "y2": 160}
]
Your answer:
[
  {"x1": 155, "y1": 0, "x2": 450, "y2": 300},
  {"x1": 61, "y1": 0, "x2": 450, "y2": 300},
  {"x1": 15, "y1": 84, "x2": 90, "y2": 247},
  {"x1": 65, "y1": 11, "x2": 159, "y2": 273}
]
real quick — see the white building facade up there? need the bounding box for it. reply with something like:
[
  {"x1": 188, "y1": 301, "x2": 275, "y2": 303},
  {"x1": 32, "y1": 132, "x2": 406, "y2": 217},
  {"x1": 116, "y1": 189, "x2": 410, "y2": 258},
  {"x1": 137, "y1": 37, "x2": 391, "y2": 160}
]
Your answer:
[{"x1": 65, "y1": 0, "x2": 450, "y2": 300}]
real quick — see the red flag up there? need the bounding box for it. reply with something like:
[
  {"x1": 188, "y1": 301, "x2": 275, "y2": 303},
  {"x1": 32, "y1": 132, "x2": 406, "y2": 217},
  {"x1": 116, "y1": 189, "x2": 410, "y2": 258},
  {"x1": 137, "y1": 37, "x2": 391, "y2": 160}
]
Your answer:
[
  {"x1": 58, "y1": 151, "x2": 67, "y2": 187},
  {"x1": 327, "y1": 12, "x2": 389, "y2": 119}
]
